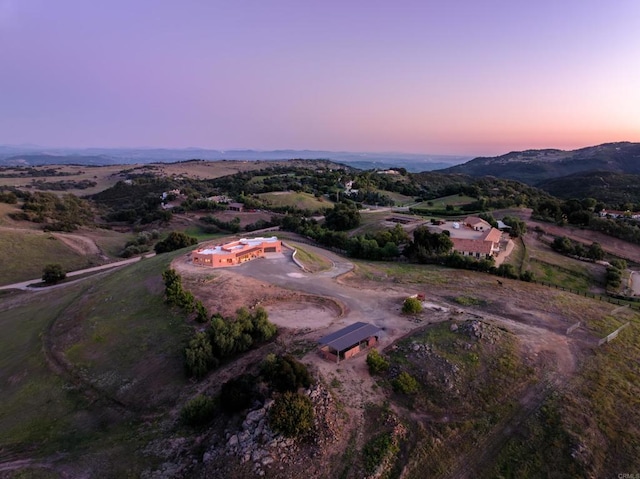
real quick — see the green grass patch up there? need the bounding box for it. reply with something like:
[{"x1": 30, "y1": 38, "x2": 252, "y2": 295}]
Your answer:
[
  {"x1": 291, "y1": 243, "x2": 333, "y2": 273},
  {"x1": 413, "y1": 194, "x2": 476, "y2": 209},
  {"x1": 388, "y1": 321, "x2": 536, "y2": 477},
  {"x1": 528, "y1": 259, "x2": 593, "y2": 291},
  {"x1": 55, "y1": 253, "x2": 191, "y2": 409},
  {"x1": 182, "y1": 225, "x2": 226, "y2": 241},
  {"x1": 257, "y1": 191, "x2": 333, "y2": 211},
  {"x1": 0, "y1": 230, "x2": 91, "y2": 285},
  {"x1": 0, "y1": 251, "x2": 191, "y2": 463},
  {"x1": 453, "y1": 295, "x2": 487, "y2": 306}
]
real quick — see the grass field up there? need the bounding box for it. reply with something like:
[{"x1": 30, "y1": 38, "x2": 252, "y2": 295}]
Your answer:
[
  {"x1": 257, "y1": 191, "x2": 333, "y2": 211},
  {"x1": 290, "y1": 243, "x2": 333, "y2": 273},
  {"x1": 373, "y1": 189, "x2": 415, "y2": 205},
  {"x1": 81, "y1": 228, "x2": 132, "y2": 258},
  {"x1": 0, "y1": 230, "x2": 92, "y2": 285},
  {"x1": 524, "y1": 234, "x2": 604, "y2": 291},
  {"x1": 0, "y1": 251, "x2": 191, "y2": 472},
  {"x1": 412, "y1": 194, "x2": 476, "y2": 209}
]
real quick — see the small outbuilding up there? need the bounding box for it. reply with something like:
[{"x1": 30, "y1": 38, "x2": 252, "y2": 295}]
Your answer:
[{"x1": 318, "y1": 322, "x2": 382, "y2": 363}]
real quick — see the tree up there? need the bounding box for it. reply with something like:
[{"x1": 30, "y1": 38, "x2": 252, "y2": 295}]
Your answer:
[
  {"x1": 154, "y1": 231, "x2": 198, "y2": 253},
  {"x1": 587, "y1": 242, "x2": 604, "y2": 261},
  {"x1": 502, "y1": 216, "x2": 527, "y2": 237},
  {"x1": 366, "y1": 349, "x2": 389, "y2": 374},
  {"x1": 324, "y1": 202, "x2": 360, "y2": 231},
  {"x1": 402, "y1": 297, "x2": 423, "y2": 315},
  {"x1": 405, "y1": 226, "x2": 453, "y2": 261},
  {"x1": 185, "y1": 332, "x2": 217, "y2": 379},
  {"x1": 261, "y1": 354, "x2": 312, "y2": 392},
  {"x1": 551, "y1": 236, "x2": 574, "y2": 255},
  {"x1": 392, "y1": 371, "x2": 420, "y2": 394},
  {"x1": 181, "y1": 394, "x2": 216, "y2": 426},
  {"x1": 42, "y1": 263, "x2": 66, "y2": 284},
  {"x1": 220, "y1": 374, "x2": 258, "y2": 413}
]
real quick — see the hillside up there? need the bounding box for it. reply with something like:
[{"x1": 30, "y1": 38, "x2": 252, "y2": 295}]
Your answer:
[
  {"x1": 3, "y1": 238, "x2": 640, "y2": 477},
  {"x1": 536, "y1": 170, "x2": 640, "y2": 202},
  {"x1": 441, "y1": 142, "x2": 640, "y2": 185}
]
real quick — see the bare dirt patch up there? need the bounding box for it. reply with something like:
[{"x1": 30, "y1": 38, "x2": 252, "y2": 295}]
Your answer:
[
  {"x1": 51, "y1": 232, "x2": 103, "y2": 257},
  {"x1": 264, "y1": 300, "x2": 340, "y2": 330}
]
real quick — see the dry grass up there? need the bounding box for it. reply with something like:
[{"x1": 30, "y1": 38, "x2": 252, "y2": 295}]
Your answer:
[
  {"x1": 257, "y1": 191, "x2": 334, "y2": 211},
  {"x1": 0, "y1": 230, "x2": 92, "y2": 285}
]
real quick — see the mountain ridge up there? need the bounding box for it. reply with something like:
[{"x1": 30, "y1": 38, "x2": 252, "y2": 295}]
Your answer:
[
  {"x1": 0, "y1": 146, "x2": 469, "y2": 172},
  {"x1": 439, "y1": 141, "x2": 640, "y2": 184}
]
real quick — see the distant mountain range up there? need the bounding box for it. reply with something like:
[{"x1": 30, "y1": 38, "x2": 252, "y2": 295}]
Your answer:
[
  {"x1": 440, "y1": 142, "x2": 640, "y2": 185},
  {"x1": 0, "y1": 146, "x2": 470, "y2": 172}
]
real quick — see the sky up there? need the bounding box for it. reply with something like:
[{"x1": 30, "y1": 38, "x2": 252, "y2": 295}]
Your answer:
[{"x1": 0, "y1": 0, "x2": 639, "y2": 156}]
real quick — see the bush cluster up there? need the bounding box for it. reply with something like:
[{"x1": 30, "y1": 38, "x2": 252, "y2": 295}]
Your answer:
[
  {"x1": 362, "y1": 432, "x2": 398, "y2": 475},
  {"x1": 120, "y1": 230, "x2": 160, "y2": 258},
  {"x1": 219, "y1": 374, "x2": 259, "y2": 413},
  {"x1": 551, "y1": 236, "x2": 604, "y2": 261},
  {"x1": 401, "y1": 297, "x2": 422, "y2": 315},
  {"x1": 154, "y1": 231, "x2": 198, "y2": 253},
  {"x1": 606, "y1": 259, "x2": 627, "y2": 291},
  {"x1": 42, "y1": 263, "x2": 66, "y2": 284},
  {"x1": 260, "y1": 354, "x2": 313, "y2": 392},
  {"x1": 268, "y1": 391, "x2": 314, "y2": 437},
  {"x1": 162, "y1": 269, "x2": 196, "y2": 312},
  {"x1": 181, "y1": 394, "x2": 216, "y2": 426},
  {"x1": 185, "y1": 307, "x2": 277, "y2": 379},
  {"x1": 392, "y1": 371, "x2": 419, "y2": 395}
]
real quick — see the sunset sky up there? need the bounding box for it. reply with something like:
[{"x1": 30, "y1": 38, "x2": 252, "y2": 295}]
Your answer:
[{"x1": 0, "y1": 0, "x2": 638, "y2": 156}]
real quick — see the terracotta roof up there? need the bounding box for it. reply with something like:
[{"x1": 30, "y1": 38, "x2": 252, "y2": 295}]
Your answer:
[
  {"x1": 451, "y1": 238, "x2": 493, "y2": 255},
  {"x1": 483, "y1": 228, "x2": 502, "y2": 243},
  {"x1": 464, "y1": 216, "x2": 490, "y2": 228}
]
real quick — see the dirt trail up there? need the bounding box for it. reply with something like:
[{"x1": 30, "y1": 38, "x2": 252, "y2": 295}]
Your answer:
[{"x1": 51, "y1": 232, "x2": 106, "y2": 258}]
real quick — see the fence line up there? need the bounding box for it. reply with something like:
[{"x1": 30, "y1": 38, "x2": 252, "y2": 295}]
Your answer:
[
  {"x1": 566, "y1": 322, "x2": 581, "y2": 335},
  {"x1": 598, "y1": 322, "x2": 631, "y2": 346}
]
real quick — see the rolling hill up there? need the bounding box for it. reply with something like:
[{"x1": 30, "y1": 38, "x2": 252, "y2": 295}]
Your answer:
[{"x1": 440, "y1": 142, "x2": 640, "y2": 185}]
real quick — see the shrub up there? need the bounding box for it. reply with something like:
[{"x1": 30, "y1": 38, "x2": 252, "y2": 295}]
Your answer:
[
  {"x1": 610, "y1": 259, "x2": 627, "y2": 270},
  {"x1": 402, "y1": 297, "x2": 422, "y2": 315},
  {"x1": 42, "y1": 263, "x2": 66, "y2": 284},
  {"x1": 261, "y1": 354, "x2": 312, "y2": 392},
  {"x1": 269, "y1": 392, "x2": 314, "y2": 437},
  {"x1": 362, "y1": 432, "x2": 398, "y2": 475},
  {"x1": 520, "y1": 270, "x2": 535, "y2": 282},
  {"x1": 392, "y1": 372, "x2": 419, "y2": 394},
  {"x1": 181, "y1": 394, "x2": 216, "y2": 426},
  {"x1": 366, "y1": 349, "x2": 389, "y2": 375},
  {"x1": 185, "y1": 332, "x2": 217, "y2": 379},
  {"x1": 220, "y1": 374, "x2": 258, "y2": 413}
]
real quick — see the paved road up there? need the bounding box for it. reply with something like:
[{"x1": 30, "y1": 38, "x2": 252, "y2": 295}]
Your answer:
[{"x1": 0, "y1": 253, "x2": 156, "y2": 291}]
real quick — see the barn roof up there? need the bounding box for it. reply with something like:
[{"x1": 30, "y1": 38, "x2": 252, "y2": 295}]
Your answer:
[{"x1": 318, "y1": 322, "x2": 382, "y2": 352}]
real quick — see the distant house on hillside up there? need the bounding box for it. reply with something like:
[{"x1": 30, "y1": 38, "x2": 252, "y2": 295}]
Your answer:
[
  {"x1": 464, "y1": 216, "x2": 491, "y2": 231},
  {"x1": 600, "y1": 209, "x2": 640, "y2": 219},
  {"x1": 450, "y1": 228, "x2": 502, "y2": 259},
  {"x1": 227, "y1": 202, "x2": 244, "y2": 212}
]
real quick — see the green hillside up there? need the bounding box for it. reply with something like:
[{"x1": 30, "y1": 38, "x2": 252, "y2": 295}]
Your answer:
[
  {"x1": 0, "y1": 230, "x2": 92, "y2": 285},
  {"x1": 0, "y1": 252, "x2": 191, "y2": 473}
]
